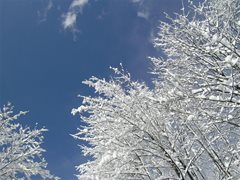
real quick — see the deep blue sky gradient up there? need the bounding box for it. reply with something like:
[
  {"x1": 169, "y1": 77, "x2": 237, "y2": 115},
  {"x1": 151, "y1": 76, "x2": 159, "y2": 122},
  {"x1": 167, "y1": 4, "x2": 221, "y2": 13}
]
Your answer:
[{"x1": 1, "y1": 0, "x2": 188, "y2": 179}]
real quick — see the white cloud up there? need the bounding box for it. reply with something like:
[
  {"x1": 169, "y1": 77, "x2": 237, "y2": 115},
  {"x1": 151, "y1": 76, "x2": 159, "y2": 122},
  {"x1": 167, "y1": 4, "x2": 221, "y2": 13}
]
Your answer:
[
  {"x1": 70, "y1": 0, "x2": 89, "y2": 9},
  {"x1": 131, "y1": 0, "x2": 144, "y2": 3},
  {"x1": 38, "y1": 0, "x2": 53, "y2": 22},
  {"x1": 62, "y1": 0, "x2": 152, "y2": 32},
  {"x1": 137, "y1": 11, "x2": 149, "y2": 20},
  {"x1": 62, "y1": 12, "x2": 77, "y2": 29},
  {"x1": 130, "y1": 0, "x2": 151, "y2": 21},
  {"x1": 62, "y1": 0, "x2": 89, "y2": 30}
]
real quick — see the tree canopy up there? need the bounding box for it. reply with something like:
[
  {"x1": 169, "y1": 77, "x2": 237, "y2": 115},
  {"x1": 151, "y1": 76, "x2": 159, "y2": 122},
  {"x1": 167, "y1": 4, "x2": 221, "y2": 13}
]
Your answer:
[
  {"x1": 73, "y1": 0, "x2": 240, "y2": 179},
  {"x1": 0, "y1": 104, "x2": 58, "y2": 179}
]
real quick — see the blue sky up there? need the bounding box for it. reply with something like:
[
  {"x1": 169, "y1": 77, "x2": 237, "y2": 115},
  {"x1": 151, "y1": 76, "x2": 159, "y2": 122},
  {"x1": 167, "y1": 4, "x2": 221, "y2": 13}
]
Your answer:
[{"x1": 0, "y1": 0, "x2": 186, "y2": 179}]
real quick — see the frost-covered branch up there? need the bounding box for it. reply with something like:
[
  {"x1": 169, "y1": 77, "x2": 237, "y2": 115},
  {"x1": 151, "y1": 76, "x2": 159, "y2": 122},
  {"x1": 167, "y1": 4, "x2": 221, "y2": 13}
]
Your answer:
[{"x1": 0, "y1": 104, "x2": 58, "y2": 179}]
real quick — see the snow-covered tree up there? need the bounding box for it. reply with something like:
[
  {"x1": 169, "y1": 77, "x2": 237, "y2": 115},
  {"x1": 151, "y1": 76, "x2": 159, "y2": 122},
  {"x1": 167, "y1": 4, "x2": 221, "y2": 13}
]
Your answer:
[
  {"x1": 0, "y1": 104, "x2": 58, "y2": 179},
  {"x1": 152, "y1": 0, "x2": 240, "y2": 178},
  {"x1": 73, "y1": 0, "x2": 240, "y2": 179},
  {"x1": 72, "y1": 67, "x2": 172, "y2": 179}
]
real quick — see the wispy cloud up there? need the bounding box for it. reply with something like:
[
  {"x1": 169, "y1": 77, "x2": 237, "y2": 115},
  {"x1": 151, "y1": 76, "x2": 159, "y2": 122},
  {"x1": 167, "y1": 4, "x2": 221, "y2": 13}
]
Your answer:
[
  {"x1": 137, "y1": 11, "x2": 149, "y2": 20},
  {"x1": 62, "y1": 12, "x2": 77, "y2": 29},
  {"x1": 62, "y1": 0, "x2": 154, "y2": 33},
  {"x1": 62, "y1": 0, "x2": 89, "y2": 30},
  {"x1": 38, "y1": 0, "x2": 53, "y2": 23},
  {"x1": 134, "y1": 0, "x2": 152, "y2": 21},
  {"x1": 131, "y1": 0, "x2": 144, "y2": 3}
]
